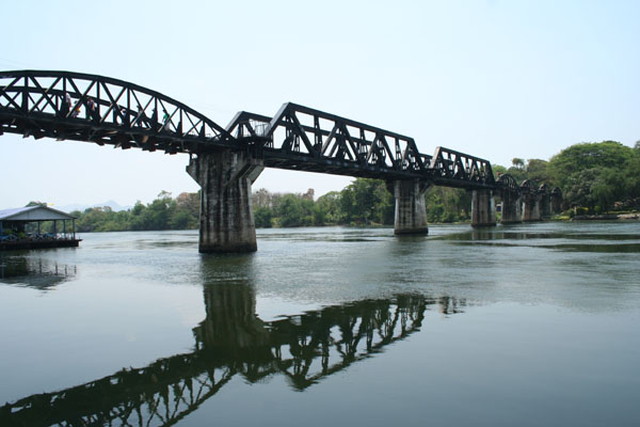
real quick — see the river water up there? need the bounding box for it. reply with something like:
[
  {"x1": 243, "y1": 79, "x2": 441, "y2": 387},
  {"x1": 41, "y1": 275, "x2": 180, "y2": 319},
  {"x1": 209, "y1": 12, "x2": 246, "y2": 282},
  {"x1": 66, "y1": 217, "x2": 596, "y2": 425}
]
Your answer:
[{"x1": 0, "y1": 222, "x2": 639, "y2": 426}]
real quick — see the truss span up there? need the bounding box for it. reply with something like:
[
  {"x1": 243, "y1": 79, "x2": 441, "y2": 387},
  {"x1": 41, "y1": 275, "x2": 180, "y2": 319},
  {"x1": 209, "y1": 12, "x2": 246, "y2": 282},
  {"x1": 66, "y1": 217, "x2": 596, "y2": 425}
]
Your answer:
[
  {"x1": 227, "y1": 103, "x2": 497, "y2": 187},
  {"x1": 1, "y1": 69, "x2": 498, "y2": 189},
  {"x1": 0, "y1": 70, "x2": 233, "y2": 154}
]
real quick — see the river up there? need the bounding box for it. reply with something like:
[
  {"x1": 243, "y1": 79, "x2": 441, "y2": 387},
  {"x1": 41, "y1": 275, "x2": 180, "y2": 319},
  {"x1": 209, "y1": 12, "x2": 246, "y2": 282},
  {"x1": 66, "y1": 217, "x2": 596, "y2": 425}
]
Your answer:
[{"x1": 0, "y1": 222, "x2": 639, "y2": 426}]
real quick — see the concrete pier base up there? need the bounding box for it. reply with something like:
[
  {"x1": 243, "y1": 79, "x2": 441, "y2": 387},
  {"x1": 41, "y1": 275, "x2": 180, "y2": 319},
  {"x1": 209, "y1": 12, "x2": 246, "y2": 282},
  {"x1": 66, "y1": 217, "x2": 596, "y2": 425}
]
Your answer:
[
  {"x1": 391, "y1": 180, "x2": 430, "y2": 235},
  {"x1": 551, "y1": 188, "x2": 563, "y2": 215},
  {"x1": 500, "y1": 191, "x2": 522, "y2": 224},
  {"x1": 540, "y1": 192, "x2": 551, "y2": 219},
  {"x1": 187, "y1": 150, "x2": 264, "y2": 253},
  {"x1": 471, "y1": 189, "x2": 497, "y2": 227},
  {"x1": 522, "y1": 194, "x2": 541, "y2": 222}
]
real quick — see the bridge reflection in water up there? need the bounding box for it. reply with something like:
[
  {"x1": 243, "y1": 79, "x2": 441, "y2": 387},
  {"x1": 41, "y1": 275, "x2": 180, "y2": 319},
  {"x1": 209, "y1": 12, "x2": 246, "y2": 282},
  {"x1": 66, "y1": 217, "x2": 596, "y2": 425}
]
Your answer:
[{"x1": 0, "y1": 258, "x2": 465, "y2": 426}]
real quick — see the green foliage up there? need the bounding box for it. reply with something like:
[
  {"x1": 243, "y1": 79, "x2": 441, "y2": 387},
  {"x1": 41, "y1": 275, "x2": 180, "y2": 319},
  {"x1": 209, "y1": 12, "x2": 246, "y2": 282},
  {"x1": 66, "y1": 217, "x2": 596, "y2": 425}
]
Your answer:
[
  {"x1": 73, "y1": 191, "x2": 199, "y2": 232},
  {"x1": 426, "y1": 187, "x2": 470, "y2": 223},
  {"x1": 65, "y1": 139, "x2": 640, "y2": 233},
  {"x1": 274, "y1": 194, "x2": 315, "y2": 227},
  {"x1": 254, "y1": 207, "x2": 273, "y2": 228},
  {"x1": 315, "y1": 192, "x2": 341, "y2": 224},
  {"x1": 548, "y1": 141, "x2": 639, "y2": 211},
  {"x1": 338, "y1": 179, "x2": 393, "y2": 225}
]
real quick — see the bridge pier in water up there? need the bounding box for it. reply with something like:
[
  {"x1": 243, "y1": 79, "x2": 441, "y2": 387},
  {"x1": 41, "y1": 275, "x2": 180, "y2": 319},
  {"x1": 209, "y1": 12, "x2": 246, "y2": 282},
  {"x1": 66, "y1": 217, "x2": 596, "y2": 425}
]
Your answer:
[
  {"x1": 187, "y1": 150, "x2": 264, "y2": 253},
  {"x1": 471, "y1": 189, "x2": 497, "y2": 227},
  {"x1": 391, "y1": 180, "x2": 430, "y2": 235},
  {"x1": 500, "y1": 191, "x2": 522, "y2": 224},
  {"x1": 522, "y1": 193, "x2": 542, "y2": 222}
]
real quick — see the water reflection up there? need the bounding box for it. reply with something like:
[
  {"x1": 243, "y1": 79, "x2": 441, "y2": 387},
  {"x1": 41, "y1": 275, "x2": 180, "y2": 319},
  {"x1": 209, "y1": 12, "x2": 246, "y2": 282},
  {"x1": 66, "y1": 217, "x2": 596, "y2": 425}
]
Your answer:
[
  {"x1": 0, "y1": 253, "x2": 76, "y2": 290},
  {"x1": 0, "y1": 262, "x2": 465, "y2": 426}
]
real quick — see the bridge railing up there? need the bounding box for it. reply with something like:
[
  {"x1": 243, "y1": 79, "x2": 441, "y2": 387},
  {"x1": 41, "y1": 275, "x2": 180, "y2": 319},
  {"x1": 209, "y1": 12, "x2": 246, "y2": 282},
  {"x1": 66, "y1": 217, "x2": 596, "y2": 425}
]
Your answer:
[{"x1": 0, "y1": 70, "x2": 232, "y2": 153}]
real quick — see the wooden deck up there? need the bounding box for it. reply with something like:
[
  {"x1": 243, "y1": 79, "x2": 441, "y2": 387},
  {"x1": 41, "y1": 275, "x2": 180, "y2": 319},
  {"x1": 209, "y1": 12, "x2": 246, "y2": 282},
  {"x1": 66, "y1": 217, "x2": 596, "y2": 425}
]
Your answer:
[{"x1": 0, "y1": 238, "x2": 81, "y2": 251}]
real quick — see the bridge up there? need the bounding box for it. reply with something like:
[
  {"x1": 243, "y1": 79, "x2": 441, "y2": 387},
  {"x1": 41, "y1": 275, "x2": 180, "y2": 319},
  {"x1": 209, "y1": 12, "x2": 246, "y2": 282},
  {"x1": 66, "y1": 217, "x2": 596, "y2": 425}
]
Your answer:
[
  {"x1": 0, "y1": 282, "x2": 464, "y2": 426},
  {"x1": 0, "y1": 70, "x2": 561, "y2": 252}
]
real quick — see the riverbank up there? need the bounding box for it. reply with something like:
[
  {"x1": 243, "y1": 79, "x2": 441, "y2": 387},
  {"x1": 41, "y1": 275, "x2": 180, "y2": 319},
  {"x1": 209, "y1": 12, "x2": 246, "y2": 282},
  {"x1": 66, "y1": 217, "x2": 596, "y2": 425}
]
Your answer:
[{"x1": 572, "y1": 212, "x2": 639, "y2": 221}]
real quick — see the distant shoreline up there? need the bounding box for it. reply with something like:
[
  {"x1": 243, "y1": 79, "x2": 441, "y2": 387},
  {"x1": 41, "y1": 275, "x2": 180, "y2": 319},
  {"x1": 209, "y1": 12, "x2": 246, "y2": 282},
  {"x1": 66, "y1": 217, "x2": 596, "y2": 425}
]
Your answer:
[{"x1": 572, "y1": 213, "x2": 639, "y2": 221}]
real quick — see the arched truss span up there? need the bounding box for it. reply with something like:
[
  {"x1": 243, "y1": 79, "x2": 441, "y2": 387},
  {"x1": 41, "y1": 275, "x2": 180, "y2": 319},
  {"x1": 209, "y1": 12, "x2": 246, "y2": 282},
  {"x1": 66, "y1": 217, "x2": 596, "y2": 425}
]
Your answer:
[
  {"x1": 0, "y1": 70, "x2": 232, "y2": 154},
  {"x1": 519, "y1": 179, "x2": 539, "y2": 194},
  {"x1": 497, "y1": 173, "x2": 520, "y2": 193}
]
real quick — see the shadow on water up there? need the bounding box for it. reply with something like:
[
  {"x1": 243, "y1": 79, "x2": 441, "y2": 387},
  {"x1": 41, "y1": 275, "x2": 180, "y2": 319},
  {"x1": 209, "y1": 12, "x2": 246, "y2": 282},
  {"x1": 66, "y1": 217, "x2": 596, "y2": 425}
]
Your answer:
[
  {"x1": 0, "y1": 254, "x2": 466, "y2": 426},
  {"x1": 0, "y1": 252, "x2": 76, "y2": 290}
]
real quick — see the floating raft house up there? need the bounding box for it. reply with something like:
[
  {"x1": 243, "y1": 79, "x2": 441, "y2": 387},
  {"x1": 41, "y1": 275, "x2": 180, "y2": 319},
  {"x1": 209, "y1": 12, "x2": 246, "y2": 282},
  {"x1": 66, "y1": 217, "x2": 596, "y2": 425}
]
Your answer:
[{"x1": 0, "y1": 206, "x2": 81, "y2": 250}]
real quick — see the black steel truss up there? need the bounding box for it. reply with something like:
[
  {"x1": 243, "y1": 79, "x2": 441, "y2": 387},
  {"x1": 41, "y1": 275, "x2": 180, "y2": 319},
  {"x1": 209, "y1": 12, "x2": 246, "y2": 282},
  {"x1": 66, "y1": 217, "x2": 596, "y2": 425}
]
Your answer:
[
  {"x1": 429, "y1": 146, "x2": 495, "y2": 188},
  {"x1": 1, "y1": 70, "x2": 501, "y2": 189},
  {"x1": 495, "y1": 175, "x2": 562, "y2": 198},
  {"x1": 228, "y1": 103, "x2": 432, "y2": 180},
  {"x1": 0, "y1": 70, "x2": 232, "y2": 154},
  {"x1": 226, "y1": 103, "x2": 498, "y2": 187}
]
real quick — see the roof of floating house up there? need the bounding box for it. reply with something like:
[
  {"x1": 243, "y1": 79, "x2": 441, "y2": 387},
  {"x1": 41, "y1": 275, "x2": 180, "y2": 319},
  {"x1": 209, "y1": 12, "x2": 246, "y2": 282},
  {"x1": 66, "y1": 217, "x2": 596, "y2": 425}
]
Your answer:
[{"x1": 0, "y1": 206, "x2": 77, "y2": 222}]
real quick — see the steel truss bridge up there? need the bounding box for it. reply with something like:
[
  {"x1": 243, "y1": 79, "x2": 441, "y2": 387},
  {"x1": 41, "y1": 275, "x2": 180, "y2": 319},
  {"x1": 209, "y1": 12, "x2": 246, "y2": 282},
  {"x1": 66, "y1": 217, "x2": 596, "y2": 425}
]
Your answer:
[
  {"x1": 0, "y1": 70, "x2": 497, "y2": 189},
  {"x1": 0, "y1": 293, "x2": 465, "y2": 426}
]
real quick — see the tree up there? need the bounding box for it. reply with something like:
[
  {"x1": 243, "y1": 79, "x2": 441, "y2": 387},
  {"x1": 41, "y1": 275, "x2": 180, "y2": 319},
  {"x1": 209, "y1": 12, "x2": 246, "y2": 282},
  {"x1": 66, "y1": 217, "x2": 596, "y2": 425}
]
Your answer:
[
  {"x1": 525, "y1": 159, "x2": 551, "y2": 184},
  {"x1": 425, "y1": 187, "x2": 470, "y2": 223},
  {"x1": 548, "y1": 141, "x2": 633, "y2": 189},
  {"x1": 511, "y1": 158, "x2": 525, "y2": 170},
  {"x1": 316, "y1": 191, "x2": 341, "y2": 224},
  {"x1": 275, "y1": 194, "x2": 311, "y2": 227},
  {"x1": 254, "y1": 207, "x2": 273, "y2": 228},
  {"x1": 338, "y1": 178, "x2": 392, "y2": 225},
  {"x1": 548, "y1": 141, "x2": 637, "y2": 211}
]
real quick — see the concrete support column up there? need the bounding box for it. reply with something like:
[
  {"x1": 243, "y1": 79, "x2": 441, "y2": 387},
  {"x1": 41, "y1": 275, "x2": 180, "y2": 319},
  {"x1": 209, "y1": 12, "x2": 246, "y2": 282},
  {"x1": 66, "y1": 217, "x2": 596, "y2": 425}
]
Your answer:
[
  {"x1": 522, "y1": 194, "x2": 541, "y2": 222},
  {"x1": 187, "y1": 150, "x2": 264, "y2": 253},
  {"x1": 500, "y1": 191, "x2": 522, "y2": 224},
  {"x1": 550, "y1": 188, "x2": 563, "y2": 215},
  {"x1": 471, "y1": 189, "x2": 496, "y2": 227},
  {"x1": 391, "y1": 179, "x2": 430, "y2": 235},
  {"x1": 539, "y1": 192, "x2": 551, "y2": 219}
]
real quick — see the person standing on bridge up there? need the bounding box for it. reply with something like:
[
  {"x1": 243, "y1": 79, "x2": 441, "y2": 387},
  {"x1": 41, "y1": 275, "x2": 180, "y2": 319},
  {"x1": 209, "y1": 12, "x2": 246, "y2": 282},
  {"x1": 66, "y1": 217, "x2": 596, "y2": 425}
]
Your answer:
[
  {"x1": 60, "y1": 93, "x2": 71, "y2": 118},
  {"x1": 86, "y1": 97, "x2": 98, "y2": 122}
]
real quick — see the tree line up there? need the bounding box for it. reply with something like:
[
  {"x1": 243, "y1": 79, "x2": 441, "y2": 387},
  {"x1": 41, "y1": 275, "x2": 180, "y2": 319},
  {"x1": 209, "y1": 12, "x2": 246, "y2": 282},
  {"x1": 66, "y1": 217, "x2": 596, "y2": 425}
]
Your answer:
[
  {"x1": 64, "y1": 139, "x2": 639, "y2": 232},
  {"x1": 68, "y1": 181, "x2": 471, "y2": 232},
  {"x1": 495, "y1": 140, "x2": 640, "y2": 214}
]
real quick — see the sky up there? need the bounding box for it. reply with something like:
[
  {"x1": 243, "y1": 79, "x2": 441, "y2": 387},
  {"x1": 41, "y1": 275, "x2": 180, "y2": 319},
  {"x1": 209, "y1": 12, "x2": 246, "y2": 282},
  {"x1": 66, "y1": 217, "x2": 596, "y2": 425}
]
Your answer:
[{"x1": 1, "y1": 0, "x2": 639, "y2": 209}]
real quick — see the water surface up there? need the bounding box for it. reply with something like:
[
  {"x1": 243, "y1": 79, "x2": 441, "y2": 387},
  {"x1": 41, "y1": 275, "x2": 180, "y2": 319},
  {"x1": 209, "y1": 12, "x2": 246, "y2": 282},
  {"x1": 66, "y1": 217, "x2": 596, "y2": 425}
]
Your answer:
[{"x1": 1, "y1": 222, "x2": 639, "y2": 426}]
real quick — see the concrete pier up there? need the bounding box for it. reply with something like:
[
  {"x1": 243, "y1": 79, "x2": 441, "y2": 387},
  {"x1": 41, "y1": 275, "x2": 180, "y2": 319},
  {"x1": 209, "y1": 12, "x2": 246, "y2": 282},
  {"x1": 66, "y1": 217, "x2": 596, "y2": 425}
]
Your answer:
[
  {"x1": 471, "y1": 189, "x2": 496, "y2": 227},
  {"x1": 551, "y1": 188, "x2": 563, "y2": 215},
  {"x1": 522, "y1": 192, "x2": 541, "y2": 222},
  {"x1": 500, "y1": 190, "x2": 522, "y2": 224},
  {"x1": 391, "y1": 180, "x2": 430, "y2": 235},
  {"x1": 187, "y1": 150, "x2": 264, "y2": 253}
]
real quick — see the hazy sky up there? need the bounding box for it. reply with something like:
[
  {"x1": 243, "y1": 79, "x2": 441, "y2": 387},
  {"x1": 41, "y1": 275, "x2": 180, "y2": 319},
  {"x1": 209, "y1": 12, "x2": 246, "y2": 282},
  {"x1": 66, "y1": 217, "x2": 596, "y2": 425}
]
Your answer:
[{"x1": 2, "y1": 0, "x2": 639, "y2": 208}]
